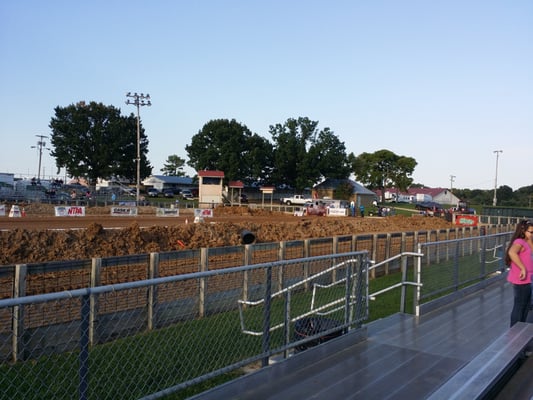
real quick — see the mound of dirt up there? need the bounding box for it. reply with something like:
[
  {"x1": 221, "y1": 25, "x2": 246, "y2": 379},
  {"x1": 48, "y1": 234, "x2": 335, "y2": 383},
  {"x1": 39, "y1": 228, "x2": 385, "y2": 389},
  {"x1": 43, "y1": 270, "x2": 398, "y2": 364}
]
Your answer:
[{"x1": 0, "y1": 204, "x2": 453, "y2": 265}]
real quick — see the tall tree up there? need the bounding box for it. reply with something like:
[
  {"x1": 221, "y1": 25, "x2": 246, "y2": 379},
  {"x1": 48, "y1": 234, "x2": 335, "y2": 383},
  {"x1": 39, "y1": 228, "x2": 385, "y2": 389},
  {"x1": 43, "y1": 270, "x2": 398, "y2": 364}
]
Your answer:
[
  {"x1": 49, "y1": 101, "x2": 151, "y2": 185},
  {"x1": 270, "y1": 117, "x2": 349, "y2": 191},
  {"x1": 185, "y1": 119, "x2": 272, "y2": 183},
  {"x1": 349, "y1": 149, "x2": 417, "y2": 203},
  {"x1": 308, "y1": 128, "x2": 351, "y2": 179},
  {"x1": 161, "y1": 154, "x2": 187, "y2": 176}
]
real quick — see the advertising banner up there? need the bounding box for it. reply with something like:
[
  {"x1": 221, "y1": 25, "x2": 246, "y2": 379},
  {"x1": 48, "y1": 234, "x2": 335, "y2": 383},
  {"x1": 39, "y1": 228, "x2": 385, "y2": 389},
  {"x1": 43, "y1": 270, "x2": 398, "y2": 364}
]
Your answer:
[
  {"x1": 111, "y1": 207, "x2": 138, "y2": 216},
  {"x1": 454, "y1": 214, "x2": 479, "y2": 226},
  {"x1": 327, "y1": 208, "x2": 348, "y2": 217},
  {"x1": 156, "y1": 208, "x2": 180, "y2": 217},
  {"x1": 54, "y1": 206, "x2": 86, "y2": 217},
  {"x1": 194, "y1": 208, "x2": 213, "y2": 218}
]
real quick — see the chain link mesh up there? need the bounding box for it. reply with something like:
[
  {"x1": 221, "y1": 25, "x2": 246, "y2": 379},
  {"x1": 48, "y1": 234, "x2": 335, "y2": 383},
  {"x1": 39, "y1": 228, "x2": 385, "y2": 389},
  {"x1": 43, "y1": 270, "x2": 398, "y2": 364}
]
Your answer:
[{"x1": 0, "y1": 252, "x2": 368, "y2": 399}]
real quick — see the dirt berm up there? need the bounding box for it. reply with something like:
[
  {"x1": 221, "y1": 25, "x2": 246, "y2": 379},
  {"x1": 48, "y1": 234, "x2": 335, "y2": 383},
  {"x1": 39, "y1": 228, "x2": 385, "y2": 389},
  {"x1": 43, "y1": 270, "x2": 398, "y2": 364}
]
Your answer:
[{"x1": 0, "y1": 204, "x2": 453, "y2": 265}]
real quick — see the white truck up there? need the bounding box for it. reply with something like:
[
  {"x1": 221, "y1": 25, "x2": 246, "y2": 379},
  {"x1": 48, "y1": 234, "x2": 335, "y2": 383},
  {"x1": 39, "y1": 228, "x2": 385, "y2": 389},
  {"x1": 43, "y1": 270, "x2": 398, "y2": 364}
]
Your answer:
[{"x1": 280, "y1": 194, "x2": 311, "y2": 205}]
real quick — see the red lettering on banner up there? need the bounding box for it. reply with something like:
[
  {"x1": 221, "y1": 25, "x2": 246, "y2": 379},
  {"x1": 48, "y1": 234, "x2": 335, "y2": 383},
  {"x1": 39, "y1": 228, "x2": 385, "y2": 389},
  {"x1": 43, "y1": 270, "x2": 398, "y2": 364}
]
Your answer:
[{"x1": 68, "y1": 207, "x2": 84, "y2": 216}]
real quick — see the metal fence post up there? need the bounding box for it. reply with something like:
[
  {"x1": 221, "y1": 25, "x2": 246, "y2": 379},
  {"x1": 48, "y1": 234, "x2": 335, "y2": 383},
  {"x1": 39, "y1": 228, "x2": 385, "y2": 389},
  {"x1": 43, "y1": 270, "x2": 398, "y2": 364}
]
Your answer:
[
  {"x1": 400, "y1": 254, "x2": 408, "y2": 313},
  {"x1": 89, "y1": 258, "x2": 101, "y2": 346},
  {"x1": 148, "y1": 253, "x2": 159, "y2": 331},
  {"x1": 415, "y1": 243, "x2": 423, "y2": 316},
  {"x1": 344, "y1": 259, "x2": 352, "y2": 326},
  {"x1": 79, "y1": 293, "x2": 90, "y2": 400},
  {"x1": 262, "y1": 266, "x2": 272, "y2": 367},
  {"x1": 371, "y1": 234, "x2": 377, "y2": 279},
  {"x1": 12, "y1": 264, "x2": 27, "y2": 362},
  {"x1": 199, "y1": 248, "x2": 208, "y2": 318},
  {"x1": 277, "y1": 242, "x2": 286, "y2": 293}
]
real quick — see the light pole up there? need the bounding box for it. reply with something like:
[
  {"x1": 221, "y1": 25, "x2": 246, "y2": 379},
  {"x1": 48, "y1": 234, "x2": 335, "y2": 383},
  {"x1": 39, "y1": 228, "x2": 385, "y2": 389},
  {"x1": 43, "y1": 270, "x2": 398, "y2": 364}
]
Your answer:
[
  {"x1": 493, "y1": 150, "x2": 503, "y2": 206},
  {"x1": 449, "y1": 175, "x2": 456, "y2": 192},
  {"x1": 125, "y1": 92, "x2": 151, "y2": 204},
  {"x1": 31, "y1": 135, "x2": 50, "y2": 184}
]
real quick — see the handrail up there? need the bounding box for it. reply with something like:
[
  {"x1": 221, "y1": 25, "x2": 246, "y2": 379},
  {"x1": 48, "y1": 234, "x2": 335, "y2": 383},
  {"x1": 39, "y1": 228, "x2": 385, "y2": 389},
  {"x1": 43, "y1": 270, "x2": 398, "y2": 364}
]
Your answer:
[
  {"x1": 367, "y1": 251, "x2": 423, "y2": 272},
  {"x1": 367, "y1": 252, "x2": 425, "y2": 313},
  {"x1": 238, "y1": 257, "x2": 363, "y2": 336},
  {"x1": 238, "y1": 252, "x2": 426, "y2": 336}
]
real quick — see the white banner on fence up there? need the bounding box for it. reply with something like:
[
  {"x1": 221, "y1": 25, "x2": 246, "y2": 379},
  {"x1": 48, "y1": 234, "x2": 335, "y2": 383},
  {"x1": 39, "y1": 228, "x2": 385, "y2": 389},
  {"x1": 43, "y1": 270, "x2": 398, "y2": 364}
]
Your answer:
[
  {"x1": 111, "y1": 207, "x2": 138, "y2": 216},
  {"x1": 194, "y1": 208, "x2": 213, "y2": 218},
  {"x1": 0, "y1": 204, "x2": 5, "y2": 216},
  {"x1": 55, "y1": 206, "x2": 86, "y2": 217},
  {"x1": 156, "y1": 208, "x2": 179, "y2": 217},
  {"x1": 327, "y1": 208, "x2": 347, "y2": 217}
]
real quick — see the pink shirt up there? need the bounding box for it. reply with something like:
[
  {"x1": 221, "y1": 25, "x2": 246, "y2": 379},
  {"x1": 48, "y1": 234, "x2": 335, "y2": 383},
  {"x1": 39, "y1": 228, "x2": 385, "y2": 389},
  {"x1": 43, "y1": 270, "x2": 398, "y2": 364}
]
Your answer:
[{"x1": 507, "y1": 238, "x2": 533, "y2": 284}]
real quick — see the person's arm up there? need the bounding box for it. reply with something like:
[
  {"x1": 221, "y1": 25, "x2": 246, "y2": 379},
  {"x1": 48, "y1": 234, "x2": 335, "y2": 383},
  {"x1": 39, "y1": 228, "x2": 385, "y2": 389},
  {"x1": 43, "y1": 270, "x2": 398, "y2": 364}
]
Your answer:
[{"x1": 508, "y1": 242, "x2": 527, "y2": 280}]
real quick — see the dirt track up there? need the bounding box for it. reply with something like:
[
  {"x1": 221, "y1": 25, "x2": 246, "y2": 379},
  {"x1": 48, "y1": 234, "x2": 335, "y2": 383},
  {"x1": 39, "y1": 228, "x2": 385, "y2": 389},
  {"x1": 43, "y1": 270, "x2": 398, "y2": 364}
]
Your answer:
[{"x1": 0, "y1": 203, "x2": 454, "y2": 265}]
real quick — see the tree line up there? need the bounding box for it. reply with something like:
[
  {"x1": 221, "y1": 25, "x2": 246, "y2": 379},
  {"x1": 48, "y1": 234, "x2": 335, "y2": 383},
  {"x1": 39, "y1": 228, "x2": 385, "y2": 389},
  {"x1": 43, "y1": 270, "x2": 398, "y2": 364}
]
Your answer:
[{"x1": 48, "y1": 101, "x2": 532, "y2": 207}]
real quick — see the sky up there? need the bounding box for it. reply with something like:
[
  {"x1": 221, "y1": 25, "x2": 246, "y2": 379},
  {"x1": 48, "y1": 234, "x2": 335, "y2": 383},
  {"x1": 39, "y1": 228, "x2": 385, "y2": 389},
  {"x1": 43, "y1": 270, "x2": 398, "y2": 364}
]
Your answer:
[{"x1": 1, "y1": 1, "x2": 531, "y2": 191}]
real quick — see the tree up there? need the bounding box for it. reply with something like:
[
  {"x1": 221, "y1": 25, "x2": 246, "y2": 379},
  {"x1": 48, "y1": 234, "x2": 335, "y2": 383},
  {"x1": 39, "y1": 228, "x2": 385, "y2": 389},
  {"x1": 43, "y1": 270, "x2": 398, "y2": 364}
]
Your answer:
[
  {"x1": 349, "y1": 149, "x2": 417, "y2": 203},
  {"x1": 497, "y1": 185, "x2": 514, "y2": 205},
  {"x1": 185, "y1": 119, "x2": 273, "y2": 183},
  {"x1": 49, "y1": 101, "x2": 152, "y2": 185},
  {"x1": 308, "y1": 128, "x2": 351, "y2": 179},
  {"x1": 270, "y1": 117, "x2": 349, "y2": 191},
  {"x1": 161, "y1": 155, "x2": 187, "y2": 176}
]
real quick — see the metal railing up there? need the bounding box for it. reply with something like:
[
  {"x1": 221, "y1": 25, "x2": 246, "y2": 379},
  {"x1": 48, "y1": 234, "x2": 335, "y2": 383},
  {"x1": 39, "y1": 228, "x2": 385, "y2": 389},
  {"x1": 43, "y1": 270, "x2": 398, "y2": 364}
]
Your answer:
[
  {"x1": 0, "y1": 252, "x2": 368, "y2": 400},
  {"x1": 0, "y1": 231, "x2": 514, "y2": 399}
]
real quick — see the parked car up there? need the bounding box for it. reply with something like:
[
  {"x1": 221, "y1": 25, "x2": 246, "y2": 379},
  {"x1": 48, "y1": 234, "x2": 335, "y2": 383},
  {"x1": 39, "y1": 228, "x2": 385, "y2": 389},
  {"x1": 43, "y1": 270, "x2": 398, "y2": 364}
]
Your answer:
[
  {"x1": 181, "y1": 189, "x2": 193, "y2": 199},
  {"x1": 147, "y1": 188, "x2": 159, "y2": 197},
  {"x1": 415, "y1": 201, "x2": 445, "y2": 216},
  {"x1": 162, "y1": 189, "x2": 174, "y2": 198}
]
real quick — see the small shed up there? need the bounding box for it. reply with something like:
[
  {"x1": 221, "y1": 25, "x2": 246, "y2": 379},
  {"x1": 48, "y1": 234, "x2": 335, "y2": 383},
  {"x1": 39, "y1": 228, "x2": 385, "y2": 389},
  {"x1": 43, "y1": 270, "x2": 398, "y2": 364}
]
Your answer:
[
  {"x1": 198, "y1": 170, "x2": 224, "y2": 207},
  {"x1": 260, "y1": 186, "x2": 276, "y2": 207},
  {"x1": 228, "y1": 180, "x2": 245, "y2": 205}
]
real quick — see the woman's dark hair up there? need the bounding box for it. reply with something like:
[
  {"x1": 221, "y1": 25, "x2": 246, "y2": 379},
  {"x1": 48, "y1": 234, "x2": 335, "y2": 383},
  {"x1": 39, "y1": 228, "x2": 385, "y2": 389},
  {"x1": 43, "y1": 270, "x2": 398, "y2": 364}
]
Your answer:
[{"x1": 505, "y1": 220, "x2": 533, "y2": 266}]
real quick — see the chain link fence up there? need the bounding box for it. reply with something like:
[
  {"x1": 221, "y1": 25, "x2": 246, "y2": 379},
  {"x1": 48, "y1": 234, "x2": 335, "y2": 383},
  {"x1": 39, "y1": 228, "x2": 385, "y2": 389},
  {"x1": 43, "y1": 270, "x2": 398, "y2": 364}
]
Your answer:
[
  {"x1": 0, "y1": 252, "x2": 369, "y2": 400},
  {"x1": 416, "y1": 231, "x2": 512, "y2": 315},
  {"x1": 0, "y1": 226, "x2": 515, "y2": 399}
]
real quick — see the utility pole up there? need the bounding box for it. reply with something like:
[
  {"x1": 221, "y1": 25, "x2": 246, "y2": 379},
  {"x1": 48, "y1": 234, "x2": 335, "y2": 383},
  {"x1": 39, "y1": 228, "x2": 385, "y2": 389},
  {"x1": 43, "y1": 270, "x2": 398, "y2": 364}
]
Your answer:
[
  {"x1": 31, "y1": 135, "x2": 49, "y2": 184},
  {"x1": 493, "y1": 150, "x2": 503, "y2": 206},
  {"x1": 125, "y1": 92, "x2": 151, "y2": 204},
  {"x1": 449, "y1": 175, "x2": 456, "y2": 192}
]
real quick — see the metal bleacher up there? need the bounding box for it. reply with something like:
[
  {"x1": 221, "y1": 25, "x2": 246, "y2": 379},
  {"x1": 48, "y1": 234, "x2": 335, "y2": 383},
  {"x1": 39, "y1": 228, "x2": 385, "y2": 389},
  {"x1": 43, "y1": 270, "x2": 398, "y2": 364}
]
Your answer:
[{"x1": 191, "y1": 278, "x2": 533, "y2": 400}]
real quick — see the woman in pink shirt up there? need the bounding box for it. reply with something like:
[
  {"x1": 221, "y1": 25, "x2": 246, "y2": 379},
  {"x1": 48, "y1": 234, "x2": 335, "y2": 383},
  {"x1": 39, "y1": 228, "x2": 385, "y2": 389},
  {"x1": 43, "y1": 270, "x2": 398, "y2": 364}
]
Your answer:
[{"x1": 505, "y1": 220, "x2": 533, "y2": 326}]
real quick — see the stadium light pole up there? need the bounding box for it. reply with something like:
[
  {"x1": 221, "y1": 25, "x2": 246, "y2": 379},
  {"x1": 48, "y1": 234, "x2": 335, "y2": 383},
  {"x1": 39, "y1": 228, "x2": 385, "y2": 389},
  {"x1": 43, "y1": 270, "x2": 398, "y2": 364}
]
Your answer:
[
  {"x1": 31, "y1": 135, "x2": 50, "y2": 184},
  {"x1": 493, "y1": 150, "x2": 503, "y2": 206},
  {"x1": 125, "y1": 92, "x2": 151, "y2": 204}
]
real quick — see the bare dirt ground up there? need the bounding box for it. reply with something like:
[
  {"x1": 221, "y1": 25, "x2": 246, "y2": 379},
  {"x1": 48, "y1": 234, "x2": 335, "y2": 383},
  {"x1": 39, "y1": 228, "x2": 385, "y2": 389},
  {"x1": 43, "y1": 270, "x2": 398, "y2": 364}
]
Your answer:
[{"x1": 0, "y1": 203, "x2": 454, "y2": 265}]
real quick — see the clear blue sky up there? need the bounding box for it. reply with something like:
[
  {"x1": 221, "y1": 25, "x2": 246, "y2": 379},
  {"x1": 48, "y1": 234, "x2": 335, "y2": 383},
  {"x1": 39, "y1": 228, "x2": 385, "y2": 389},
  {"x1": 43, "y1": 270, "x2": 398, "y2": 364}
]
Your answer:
[{"x1": 1, "y1": 1, "x2": 531, "y2": 190}]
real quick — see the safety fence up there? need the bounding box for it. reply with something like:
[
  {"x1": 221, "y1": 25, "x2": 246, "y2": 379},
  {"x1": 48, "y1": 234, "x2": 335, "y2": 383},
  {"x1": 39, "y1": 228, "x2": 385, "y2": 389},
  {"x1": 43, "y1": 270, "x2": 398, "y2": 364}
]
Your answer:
[
  {"x1": 0, "y1": 222, "x2": 513, "y2": 303},
  {"x1": 0, "y1": 228, "x2": 516, "y2": 399},
  {"x1": 0, "y1": 252, "x2": 369, "y2": 400},
  {"x1": 416, "y1": 231, "x2": 511, "y2": 315},
  {"x1": 0, "y1": 222, "x2": 511, "y2": 399}
]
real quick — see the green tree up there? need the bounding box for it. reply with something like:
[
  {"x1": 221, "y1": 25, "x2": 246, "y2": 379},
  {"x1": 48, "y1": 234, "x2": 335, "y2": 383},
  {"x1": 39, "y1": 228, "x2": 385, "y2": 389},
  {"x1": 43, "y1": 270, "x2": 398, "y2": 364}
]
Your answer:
[
  {"x1": 308, "y1": 128, "x2": 351, "y2": 179},
  {"x1": 185, "y1": 119, "x2": 272, "y2": 183},
  {"x1": 349, "y1": 149, "x2": 417, "y2": 203},
  {"x1": 497, "y1": 185, "x2": 514, "y2": 205},
  {"x1": 270, "y1": 117, "x2": 349, "y2": 191},
  {"x1": 161, "y1": 154, "x2": 187, "y2": 176},
  {"x1": 49, "y1": 101, "x2": 152, "y2": 185}
]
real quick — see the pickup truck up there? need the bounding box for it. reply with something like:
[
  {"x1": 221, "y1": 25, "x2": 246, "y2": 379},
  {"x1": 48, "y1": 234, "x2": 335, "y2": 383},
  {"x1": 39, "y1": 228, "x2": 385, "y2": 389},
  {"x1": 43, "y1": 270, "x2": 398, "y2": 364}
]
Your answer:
[{"x1": 280, "y1": 194, "x2": 311, "y2": 205}]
